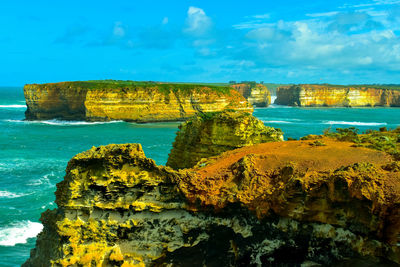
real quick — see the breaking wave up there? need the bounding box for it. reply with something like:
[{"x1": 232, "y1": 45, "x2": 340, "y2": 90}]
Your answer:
[{"x1": 0, "y1": 221, "x2": 43, "y2": 246}]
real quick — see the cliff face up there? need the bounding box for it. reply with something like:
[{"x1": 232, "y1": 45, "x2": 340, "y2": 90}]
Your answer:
[
  {"x1": 166, "y1": 111, "x2": 283, "y2": 169},
  {"x1": 231, "y1": 83, "x2": 271, "y2": 107},
  {"x1": 24, "y1": 81, "x2": 253, "y2": 122},
  {"x1": 24, "y1": 137, "x2": 400, "y2": 266},
  {"x1": 276, "y1": 84, "x2": 400, "y2": 107}
]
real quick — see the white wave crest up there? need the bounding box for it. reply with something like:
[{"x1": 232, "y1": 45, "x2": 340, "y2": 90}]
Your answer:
[
  {"x1": 324, "y1": 121, "x2": 387, "y2": 126},
  {"x1": 0, "y1": 191, "x2": 28, "y2": 199},
  {"x1": 263, "y1": 120, "x2": 293, "y2": 124},
  {"x1": 5, "y1": 119, "x2": 123, "y2": 126},
  {"x1": 0, "y1": 221, "x2": 43, "y2": 246},
  {"x1": 0, "y1": 104, "x2": 26, "y2": 108},
  {"x1": 270, "y1": 95, "x2": 277, "y2": 104}
]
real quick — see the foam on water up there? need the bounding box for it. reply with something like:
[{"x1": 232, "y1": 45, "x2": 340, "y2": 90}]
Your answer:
[
  {"x1": 5, "y1": 119, "x2": 124, "y2": 126},
  {"x1": 0, "y1": 104, "x2": 26, "y2": 108},
  {"x1": 0, "y1": 191, "x2": 29, "y2": 199},
  {"x1": 263, "y1": 120, "x2": 294, "y2": 124},
  {"x1": 0, "y1": 221, "x2": 43, "y2": 246},
  {"x1": 324, "y1": 121, "x2": 387, "y2": 126}
]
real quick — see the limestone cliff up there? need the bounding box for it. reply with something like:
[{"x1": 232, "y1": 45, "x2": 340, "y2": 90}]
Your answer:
[
  {"x1": 24, "y1": 136, "x2": 400, "y2": 266},
  {"x1": 166, "y1": 110, "x2": 283, "y2": 169},
  {"x1": 276, "y1": 84, "x2": 400, "y2": 107},
  {"x1": 24, "y1": 81, "x2": 253, "y2": 122},
  {"x1": 231, "y1": 83, "x2": 271, "y2": 107}
]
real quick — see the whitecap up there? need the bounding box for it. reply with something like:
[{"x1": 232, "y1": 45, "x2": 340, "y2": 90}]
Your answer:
[
  {"x1": 323, "y1": 121, "x2": 387, "y2": 126},
  {"x1": 0, "y1": 191, "x2": 28, "y2": 199},
  {"x1": 0, "y1": 104, "x2": 26, "y2": 108},
  {"x1": 263, "y1": 120, "x2": 293, "y2": 124},
  {"x1": 5, "y1": 119, "x2": 123, "y2": 126},
  {"x1": 0, "y1": 221, "x2": 43, "y2": 246}
]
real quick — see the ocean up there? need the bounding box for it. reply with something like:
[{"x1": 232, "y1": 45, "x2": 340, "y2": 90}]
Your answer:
[{"x1": 1, "y1": 87, "x2": 400, "y2": 266}]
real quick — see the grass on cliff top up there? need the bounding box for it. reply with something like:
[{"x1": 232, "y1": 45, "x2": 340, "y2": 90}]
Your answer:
[
  {"x1": 301, "y1": 127, "x2": 400, "y2": 159},
  {"x1": 32, "y1": 80, "x2": 233, "y2": 95},
  {"x1": 282, "y1": 84, "x2": 400, "y2": 91}
]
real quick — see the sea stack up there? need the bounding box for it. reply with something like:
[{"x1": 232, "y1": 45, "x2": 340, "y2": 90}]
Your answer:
[
  {"x1": 166, "y1": 110, "x2": 283, "y2": 169},
  {"x1": 231, "y1": 82, "x2": 271, "y2": 107},
  {"x1": 24, "y1": 81, "x2": 253, "y2": 122}
]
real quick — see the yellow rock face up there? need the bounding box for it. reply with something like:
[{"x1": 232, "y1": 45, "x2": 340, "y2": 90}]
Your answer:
[
  {"x1": 166, "y1": 110, "x2": 283, "y2": 169},
  {"x1": 24, "y1": 135, "x2": 400, "y2": 266},
  {"x1": 276, "y1": 84, "x2": 400, "y2": 107},
  {"x1": 231, "y1": 83, "x2": 271, "y2": 107},
  {"x1": 24, "y1": 82, "x2": 253, "y2": 122}
]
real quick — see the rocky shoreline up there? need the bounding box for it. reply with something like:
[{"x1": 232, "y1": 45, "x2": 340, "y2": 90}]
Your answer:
[{"x1": 23, "y1": 111, "x2": 400, "y2": 266}]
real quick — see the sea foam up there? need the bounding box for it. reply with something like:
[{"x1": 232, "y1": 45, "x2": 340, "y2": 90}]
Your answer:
[
  {"x1": 324, "y1": 121, "x2": 387, "y2": 126},
  {"x1": 5, "y1": 119, "x2": 123, "y2": 126},
  {"x1": 0, "y1": 191, "x2": 28, "y2": 199},
  {"x1": 0, "y1": 104, "x2": 26, "y2": 108},
  {"x1": 0, "y1": 221, "x2": 43, "y2": 246}
]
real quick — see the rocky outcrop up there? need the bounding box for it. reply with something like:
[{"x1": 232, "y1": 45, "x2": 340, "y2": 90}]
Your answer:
[
  {"x1": 24, "y1": 81, "x2": 252, "y2": 122},
  {"x1": 276, "y1": 84, "x2": 400, "y2": 107},
  {"x1": 231, "y1": 83, "x2": 271, "y2": 107},
  {"x1": 24, "y1": 137, "x2": 400, "y2": 266},
  {"x1": 166, "y1": 111, "x2": 283, "y2": 169}
]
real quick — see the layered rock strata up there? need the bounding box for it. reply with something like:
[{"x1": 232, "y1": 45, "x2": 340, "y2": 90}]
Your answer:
[
  {"x1": 166, "y1": 111, "x2": 283, "y2": 169},
  {"x1": 231, "y1": 83, "x2": 271, "y2": 107},
  {"x1": 24, "y1": 81, "x2": 252, "y2": 122},
  {"x1": 24, "y1": 139, "x2": 400, "y2": 266},
  {"x1": 276, "y1": 84, "x2": 400, "y2": 107}
]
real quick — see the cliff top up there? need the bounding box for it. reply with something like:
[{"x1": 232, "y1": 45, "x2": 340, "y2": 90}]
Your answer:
[
  {"x1": 279, "y1": 84, "x2": 400, "y2": 91},
  {"x1": 25, "y1": 80, "x2": 235, "y2": 95}
]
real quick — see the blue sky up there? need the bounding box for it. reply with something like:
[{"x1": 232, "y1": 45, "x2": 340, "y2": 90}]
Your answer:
[{"x1": 2, "y1": 0, "x2": 400, "y2": 86}]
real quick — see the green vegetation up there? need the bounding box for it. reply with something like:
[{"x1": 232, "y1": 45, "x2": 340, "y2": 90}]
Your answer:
[
  {"x1": 323, "y1": 127, "x2": 400, "y2": 158},
  {"x1": 305, "y1": 83, "x2": 400, "y2": 91},
  {"x1": 33, "y1": 80, "x2": 233, "y2": 95}
]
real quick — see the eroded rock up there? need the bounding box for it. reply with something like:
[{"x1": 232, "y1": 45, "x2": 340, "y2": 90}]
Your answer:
[{"x1": 24, "y1": 139, "x2": 400, "y2": 266}]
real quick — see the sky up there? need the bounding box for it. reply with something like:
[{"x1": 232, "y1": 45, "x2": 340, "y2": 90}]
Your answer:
[{"x1": 2, "y1": 0, "x2": 400, "y2": 86}]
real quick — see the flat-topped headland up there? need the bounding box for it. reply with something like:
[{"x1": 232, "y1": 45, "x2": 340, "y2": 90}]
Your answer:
[
  {"x1": 23, "y1": 110, "x2": 400, "y2": 266},
  {"x1": 24, "y1": 80, "x2": 252, "y2": 122},
  {"x1": 276, "y1": 84, "x2": 400, "y2": 107}
]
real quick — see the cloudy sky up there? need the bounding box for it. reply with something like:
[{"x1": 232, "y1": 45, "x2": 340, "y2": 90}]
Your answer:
[{"x1": 2, "y1": 0, "x2": 400, "y2": 85}]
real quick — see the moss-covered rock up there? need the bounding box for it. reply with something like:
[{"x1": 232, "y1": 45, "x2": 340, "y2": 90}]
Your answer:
[
  {"x1": 166, "y1": 110, "x2": 283, "y2": 169},
  {"x1": 24, "y1": 139, "x2": 400, "y2": 266}
]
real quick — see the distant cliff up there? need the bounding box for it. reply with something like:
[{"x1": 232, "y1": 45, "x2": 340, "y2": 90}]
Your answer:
[
  {"x1": 276, "y1": 84, "x2": 400, "y2": 107},
  {"x1": 231, "y1": 83, "x2": 271, "y2": 107},
  {"x1": 24, "y1": 81, "x2": 253, "y2": 122}
]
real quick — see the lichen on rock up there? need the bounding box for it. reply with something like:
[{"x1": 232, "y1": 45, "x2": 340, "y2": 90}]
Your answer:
[
  {"x1": 24, "y1": 136, "x2": 400, "y2": 266},
  {"x1": 166, "y1": 110, "x2": 283, "y2": 169}
]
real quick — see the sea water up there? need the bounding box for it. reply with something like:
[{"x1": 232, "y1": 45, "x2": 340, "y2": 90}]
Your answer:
[{"x1": 1, "y1": 87, "x2": 400, "y2": 266}]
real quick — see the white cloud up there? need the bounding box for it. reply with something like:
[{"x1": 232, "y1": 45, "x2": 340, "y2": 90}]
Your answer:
[
  {"x1": 162, "y1": 17, "x2": 169, "y2": 25},
  {"x1": 184, "y1": 6, "x2": 213, "y2": 36},
  {"x1": 306, "y1": 11, "x2": 339, "y2": 17},
  {"x1": 113, "y1": 22, "x2": 125, "y2": 38}
]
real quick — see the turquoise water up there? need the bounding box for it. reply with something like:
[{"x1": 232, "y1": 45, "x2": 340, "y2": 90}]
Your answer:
[{"x1": 1, "y1": 87, "x2": 400, "y2": 266}]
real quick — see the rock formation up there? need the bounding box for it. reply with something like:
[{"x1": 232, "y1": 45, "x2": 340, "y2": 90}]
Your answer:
[
  {"x1": 24, "y1": 81, "x2": 253, "y2": 122},
  {"x1": 24, "y1": 136, "x2": 400, "y2": 266},
  {"x1": 276, "y1": 84, "x2": 400, "y2": 107},
  {"x1": 166, "y1": 110, "x2": 283, "y2": 169},
  {"x1": 231, "y1": 83, "x2": 271, "y2": 107}
]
